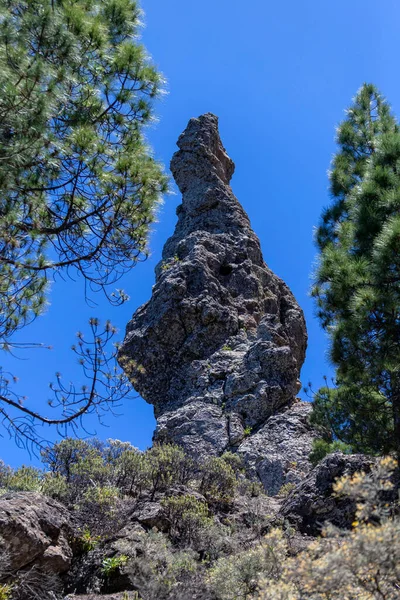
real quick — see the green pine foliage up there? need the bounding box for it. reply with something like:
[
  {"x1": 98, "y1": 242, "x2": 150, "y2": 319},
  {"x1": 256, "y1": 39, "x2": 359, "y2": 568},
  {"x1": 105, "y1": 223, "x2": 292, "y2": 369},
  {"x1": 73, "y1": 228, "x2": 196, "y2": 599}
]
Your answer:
[
  {"x1": 315, "y1": 83, "x2": 397, "y2": 255},
  {"x1": 312, "y1": 84, "x2": 400, "y2": 456},
  {"x1": 0, "y1": 0, "x2": 167, "y2": 342},
  {"x1": 0, "y1": 0, "x2": 167, "y2": 447}
]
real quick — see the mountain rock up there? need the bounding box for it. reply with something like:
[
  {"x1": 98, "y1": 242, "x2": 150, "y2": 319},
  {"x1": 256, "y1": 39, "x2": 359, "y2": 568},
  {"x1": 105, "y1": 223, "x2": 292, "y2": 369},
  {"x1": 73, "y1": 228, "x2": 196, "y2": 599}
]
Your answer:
[{"x1": 119, "y1": 113, "x2": 316, "y2": 493}]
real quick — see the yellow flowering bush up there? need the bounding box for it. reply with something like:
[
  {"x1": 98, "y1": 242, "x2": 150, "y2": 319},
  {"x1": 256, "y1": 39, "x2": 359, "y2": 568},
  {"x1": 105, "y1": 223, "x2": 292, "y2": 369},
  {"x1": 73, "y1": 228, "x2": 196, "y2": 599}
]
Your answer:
[{"x1": 257, "y1": 457, "x2": 400, "y2": 600}]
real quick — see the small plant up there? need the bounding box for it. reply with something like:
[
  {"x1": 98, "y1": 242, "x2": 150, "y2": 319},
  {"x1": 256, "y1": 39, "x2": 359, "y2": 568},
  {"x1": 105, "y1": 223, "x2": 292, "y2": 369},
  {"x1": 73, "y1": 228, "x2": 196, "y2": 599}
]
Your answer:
[
  {"x1": 220, "y1": 451, "x2": 244, "y2": 474},
  {"x1": 101, "y1": 554, "x2": 129, "y2": 577},
  {"x1": 278, "y1": 482, "x2": 296, "y2": 497},
  {"x1": 240, "y1": 479, "x2": 265, "y2": 497},
  {"x1": 222, "y1": 345, "x2": 232, "y2": 351},
  {"x1": 243, "y1": 425, "x2": 252, "y2": 437},
  {"x1": 0, "y1": 584, "x2": 12, "y2": 600},
  {"x1": 78, "y1": 528, "x2": 101, "y2": 553},
  {"x1": 161, "y1": 255, "x2": 181, "y2": 271}
]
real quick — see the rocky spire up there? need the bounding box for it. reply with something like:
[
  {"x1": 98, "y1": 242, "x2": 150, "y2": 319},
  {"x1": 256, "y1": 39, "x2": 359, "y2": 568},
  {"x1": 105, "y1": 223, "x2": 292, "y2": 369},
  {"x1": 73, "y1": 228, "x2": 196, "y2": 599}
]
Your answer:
[{"x1": 118, "y1": 114, "x2": 316, "y2": 494}]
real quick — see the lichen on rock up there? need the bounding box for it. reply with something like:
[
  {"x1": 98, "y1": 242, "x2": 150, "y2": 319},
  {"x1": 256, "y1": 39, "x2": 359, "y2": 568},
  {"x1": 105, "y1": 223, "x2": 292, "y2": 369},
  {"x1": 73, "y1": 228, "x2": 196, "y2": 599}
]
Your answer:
[{"x1": 118, "y1": 113, "x2": 316, "y2": 493}]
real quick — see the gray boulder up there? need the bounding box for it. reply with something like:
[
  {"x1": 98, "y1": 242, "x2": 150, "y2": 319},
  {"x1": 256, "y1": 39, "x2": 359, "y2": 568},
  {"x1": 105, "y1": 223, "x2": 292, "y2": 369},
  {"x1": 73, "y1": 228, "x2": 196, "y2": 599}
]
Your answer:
[
  {"x1": 237, "y1": 400, "x2": 316, "y2": 496},
  {"x1": 0, "y1": 491, "x2": 73, "y2": 573},
  {"x1": 280, "y1": 452, "x2": 375, "y2": 535},
  {"x1": 118, "y1": 113, "x2": 315, "y2": 492}
]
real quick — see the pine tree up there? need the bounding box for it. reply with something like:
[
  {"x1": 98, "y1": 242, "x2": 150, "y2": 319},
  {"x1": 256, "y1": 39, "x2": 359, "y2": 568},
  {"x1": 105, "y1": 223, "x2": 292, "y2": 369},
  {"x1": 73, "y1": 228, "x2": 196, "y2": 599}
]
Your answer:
[
  {"x1": 316, "y1": 83, "x2": 397, "y2": 256},
  {"x1": 311, "y1": 85, "x2": 400, "y2": 457},
  {"x1": 0, "y1": 0, "x2": 167, "y2": 448},
  {"x1": 0, "y1": 0, "x2": 167, "y2": 342}
]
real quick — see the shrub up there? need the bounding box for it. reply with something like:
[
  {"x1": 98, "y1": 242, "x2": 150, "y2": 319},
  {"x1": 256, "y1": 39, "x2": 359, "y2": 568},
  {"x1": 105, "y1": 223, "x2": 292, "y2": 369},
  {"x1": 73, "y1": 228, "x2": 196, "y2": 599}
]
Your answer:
[
  {"x1": 113, "y1": 448, "x2": 148, "y2": 496},
  {"x1": 200, "y1": 457, "x2": 237, "y2": 504},
  {"x1": 130, "y1": 530, "x2": 198, "y2": 599},
  {"x1": 207, "y1": 529, "x2": 287, "y2": 600},
  {"x1": 5, "y1": 466, "x2": 42, "y2": 492},
  {"x1": 277, "y1": 482, "x2": 296, "y2": 497},
  {"x1": 0, "y1": 584, "x2": 12, "y2": 600},
  {"x1": 0, "y1": 462, "x2": 12, "y2": 491},
  {"x1": 76, "y1": 527, "x2": 101, "y2": 553},
  {"x1": 220, "y1": 452, "x2": 244, "y2": 475},
  {"x1": 82, "y1": 485, "x2": 119, "y2": 509},
  {"x1": 41, "y1": 438, "x2": 97, "y2": 482},
  {"x1": 40, "y1": 472, "x2": 68, "y2": 501},
  {"x1": 258, "y1": 457, "x2": 400, "y2": 599},
  {"x1": 309, "y1": 438, "x2": 352, "y2": 466},
  {"x1": 101, "y1": 554, "x2": 129, "y2": 578},
  {"x1": 145, "y1": 444, "x2": 193, "y2": 500},
  {"x1": 162, "y1": 495, "x2": 213, "y2": 546},
  {"x1": 238, "y1": 479, "x2": 264, "y2": 498}
]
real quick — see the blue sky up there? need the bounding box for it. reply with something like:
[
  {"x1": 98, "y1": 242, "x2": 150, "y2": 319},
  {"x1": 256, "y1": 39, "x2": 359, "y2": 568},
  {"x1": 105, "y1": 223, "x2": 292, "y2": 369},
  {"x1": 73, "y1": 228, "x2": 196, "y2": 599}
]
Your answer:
[{"x1": 2, "y1": 0, "x2": 400, "y2": 466}]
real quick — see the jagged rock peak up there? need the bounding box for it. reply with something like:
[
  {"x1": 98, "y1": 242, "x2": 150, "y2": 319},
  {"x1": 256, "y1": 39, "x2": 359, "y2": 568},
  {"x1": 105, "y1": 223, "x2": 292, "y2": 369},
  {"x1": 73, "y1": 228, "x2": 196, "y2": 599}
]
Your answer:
[
  {"x1": 171, "y1": 113, "x2": 235, "y2": 191},
  {"x1": 119, "y1": 114, "x2": 314, "y2": 494}
]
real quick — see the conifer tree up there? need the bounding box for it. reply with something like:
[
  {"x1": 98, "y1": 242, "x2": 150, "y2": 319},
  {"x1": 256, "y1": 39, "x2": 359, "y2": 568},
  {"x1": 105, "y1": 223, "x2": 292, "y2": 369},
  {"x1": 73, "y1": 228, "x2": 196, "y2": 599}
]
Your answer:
[
  {"x1": 311, "y1": 84, "x2": 400, "y2": 457},
  {"x1": 0, "y1": 0, "x2": 167, "y2": 447},
  {"x1": 0, "y1": 0, "x2": 167, "y2": 342}
]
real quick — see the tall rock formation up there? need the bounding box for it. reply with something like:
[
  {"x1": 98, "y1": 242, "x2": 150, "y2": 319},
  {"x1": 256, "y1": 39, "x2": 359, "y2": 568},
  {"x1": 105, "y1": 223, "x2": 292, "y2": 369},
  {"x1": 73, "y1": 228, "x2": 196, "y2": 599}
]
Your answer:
[{"x1": 118, "y1": 113, "x2": 316, "y2": 494}]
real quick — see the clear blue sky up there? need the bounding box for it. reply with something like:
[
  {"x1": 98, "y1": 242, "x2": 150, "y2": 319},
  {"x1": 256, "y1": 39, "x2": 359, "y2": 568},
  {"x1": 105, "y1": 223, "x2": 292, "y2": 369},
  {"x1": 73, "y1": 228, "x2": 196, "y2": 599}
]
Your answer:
[{"x1": 2, "y1": 0, "x2": 400, "y2": 466}]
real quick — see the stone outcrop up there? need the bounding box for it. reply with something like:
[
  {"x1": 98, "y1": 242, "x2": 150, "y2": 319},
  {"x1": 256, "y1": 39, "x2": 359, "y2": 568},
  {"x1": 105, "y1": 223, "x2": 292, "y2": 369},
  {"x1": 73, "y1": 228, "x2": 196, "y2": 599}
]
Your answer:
[
  {"x1": 0, "y1": 491, "x2": 73, "y2": 573},
  {"x1": 238, "y1": 400, "x2": 315, "y2": 495},
  {"x1": 280, "y1": 452, "x2": 375, "y2": 535},
  {"x1": 119, "y1": 113, "x2": 316, "y2": 493}
]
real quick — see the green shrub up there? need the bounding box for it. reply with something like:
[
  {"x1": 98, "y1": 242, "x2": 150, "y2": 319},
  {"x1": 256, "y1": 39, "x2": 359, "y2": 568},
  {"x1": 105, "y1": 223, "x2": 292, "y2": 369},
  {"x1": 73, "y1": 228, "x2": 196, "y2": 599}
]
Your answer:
[
  {"x1": 113, "y1": 448, "x2": 148, "y2": 496},
  {"x1": 238, "y1": 479, "x2": 264, "y2": 498},
  {"x1": 144, "y1": 444, "x2": 193, "y2": 500},
  {"x1": 309, "y1": 438, "x2": 353, "y2": 466},
  {"x1": 277, "y1": 482, "x2": 296, "y2": 497},
  {"x1": 200, "y1": 457, "x2": 237, "y2": 504},
  {"x1": 6, "y1": 466, "x2": 42, "y2": 492},
  {"x1": 134, "y1": 530, "x2": 198, "y2": 599},
  {"x1": 207, "y1": 529, "x2": 287, "y2": 600},
  {"x1": 0, "y1": 584, "x2": 12, "y2": 600},
  {"x1": 101, "y1": 554, "x2": 129, "y2": 577},
  {"x1": 258, "y1": 457, "x2": 400, "y2": 599},
  {"x1": 220, "y1": 452, "x2": 244, "y2": 475},
  {"x1": 40, "y1": 472, "x2": 68, "y2": 500},
  {"x1": 76, "y1": 527, "x2": 101, "y2": 553},
  {"x1": 82, "y1": 485, "x2": 119, "y2": 511},
  {"x1": 41, "y1": 438, "x2": 96, "y2": 482},
  {"x1": 162, "y1": 495, "x2": 213, "y2": 546}
]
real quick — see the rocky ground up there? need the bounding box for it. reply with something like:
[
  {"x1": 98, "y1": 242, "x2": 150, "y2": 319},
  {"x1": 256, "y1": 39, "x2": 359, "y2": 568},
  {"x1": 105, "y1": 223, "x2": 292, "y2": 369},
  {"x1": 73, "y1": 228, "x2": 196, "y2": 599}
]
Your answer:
[{"x1": 0, "y1": 449, "x2": 374, "y2": 599}]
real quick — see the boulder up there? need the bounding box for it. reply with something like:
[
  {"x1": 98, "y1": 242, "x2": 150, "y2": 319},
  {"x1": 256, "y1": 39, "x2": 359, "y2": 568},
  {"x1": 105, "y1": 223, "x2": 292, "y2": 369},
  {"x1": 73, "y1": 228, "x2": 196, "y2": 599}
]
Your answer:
[
  {"x1": 280, "y1": 452, "x2": 375, "y2": 535},
  {"x1": 237, "y1": 400, "x2": 316, "y2": 495},
  {"x1": 0, "y1": 491, "x2": 73, "y2": 573}
]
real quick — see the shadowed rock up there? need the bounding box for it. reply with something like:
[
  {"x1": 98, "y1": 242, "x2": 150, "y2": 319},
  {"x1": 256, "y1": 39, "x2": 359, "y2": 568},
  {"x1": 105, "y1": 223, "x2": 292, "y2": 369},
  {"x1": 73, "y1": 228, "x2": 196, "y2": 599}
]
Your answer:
[
  {"x1": 0, "y1": 492, "x2": 73, "y2": 573},
  {"x1": 280, "y1": 453, "x2": 376, "y2": 534},
  {"x1": 119, "y1": 113, "x2": 315, "y2": 493}
]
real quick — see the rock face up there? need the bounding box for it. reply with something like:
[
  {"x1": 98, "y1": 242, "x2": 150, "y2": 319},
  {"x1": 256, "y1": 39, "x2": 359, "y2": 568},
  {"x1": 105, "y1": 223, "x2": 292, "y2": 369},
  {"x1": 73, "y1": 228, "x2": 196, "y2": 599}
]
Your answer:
[
  {"x1": 119, "y1": 113, "x2": 315, "y2": 493},
  {"x1": 238, "y1": 401, "x2": 316, "y2": 496},
  {"x1": 280, "y1": 453, "x2": 375, "y2": 535},
  {"x1": 0, "y1": 491, "x2": 73, "y2": 573}
]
